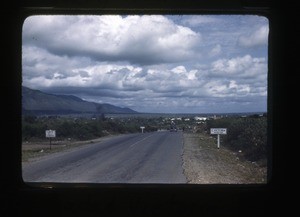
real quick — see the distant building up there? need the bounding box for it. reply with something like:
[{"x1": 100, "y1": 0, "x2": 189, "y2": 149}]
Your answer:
[{"x1": 194, "y1": 116, "x2": 207, "y2": 121}]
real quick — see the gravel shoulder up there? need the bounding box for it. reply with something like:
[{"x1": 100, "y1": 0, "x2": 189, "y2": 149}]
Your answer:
[{"x1": 182, "y1": 132, "x2": 267, "y2": 184}]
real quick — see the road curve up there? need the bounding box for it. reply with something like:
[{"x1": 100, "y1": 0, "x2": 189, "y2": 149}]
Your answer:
[{"x1": 22, "y1": 131, "x2": 187, "y2": 183}]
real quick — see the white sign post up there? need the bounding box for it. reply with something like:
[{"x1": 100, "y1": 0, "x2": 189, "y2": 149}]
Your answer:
[
  {"x1": 210, "y1": 128, "x2": 227, "y2": 149},
  {"x1": 140, "y1": 126, "x2": 145, "y2": 133},
  {"x1": 45, "y1": 130, "x2": 56, "y2": 150}
]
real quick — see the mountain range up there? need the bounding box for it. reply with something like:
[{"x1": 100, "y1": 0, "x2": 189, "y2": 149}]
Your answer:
[{"x1": 22, "y1": 86, "x2": 138, "y2": 115}]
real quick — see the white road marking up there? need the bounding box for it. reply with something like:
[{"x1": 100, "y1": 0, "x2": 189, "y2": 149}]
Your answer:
[{"x1": 129, "y1": 134, "x2": 155, "y2": 148}]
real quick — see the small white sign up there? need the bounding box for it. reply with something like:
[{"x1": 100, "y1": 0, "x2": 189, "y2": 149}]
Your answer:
[
  {"x1": 210, "y1": 128, "x2": 227, "y2": 135},
  {"x1": 45, "y1": 130, "x2": 56, "y2": 138}
]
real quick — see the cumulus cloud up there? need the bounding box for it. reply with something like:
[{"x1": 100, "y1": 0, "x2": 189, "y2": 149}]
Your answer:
[
  {"x1": 209, "y1": 44, "x2": 222, "y2": 57},
  {"x1": 22, "y1": 15, "x2": 268, "y2": 113},
  {"x1": 211, "y1": 55, "x2": 267, "y2": 79},
  {"x1": 180, "y1": 15, "x2": 220, "y2": 27},
  {"x1": 238, "y1": 25, "x2": 269, "y2": 47},
  {"x1": 23, "y1": 15, "x2": 201, "y2": 65},
  {"x1": 23, "y1": 52, "x2": 267, "y2": 112}
]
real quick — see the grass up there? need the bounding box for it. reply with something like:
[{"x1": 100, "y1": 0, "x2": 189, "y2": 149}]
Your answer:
[{"x1": 22, "y1": 135, "x2": 119, "y2": 162}]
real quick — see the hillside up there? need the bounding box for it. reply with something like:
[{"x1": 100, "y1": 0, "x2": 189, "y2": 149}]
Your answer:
[{"x1": 22, "y1": 86, "x2": 138, "y2": 115}]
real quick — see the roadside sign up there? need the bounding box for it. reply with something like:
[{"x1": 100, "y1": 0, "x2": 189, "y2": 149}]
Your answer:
[
  {"x1": 45, "y1": 130, "x2": 56, "y2": 138},
  {"x1": 210, "y1": 128, "x2": 227, "y2": 149},
  {"x1": 45, "y1": 130, "x2": 56, "y2": 150},
  {"x1": 210, "y1": 128, "x2": 227, "y2": 135}
]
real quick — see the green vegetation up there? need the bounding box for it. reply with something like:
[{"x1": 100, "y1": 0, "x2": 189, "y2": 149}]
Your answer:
[
  {"x1": 22, "y1": 115, "x2": 160, "y2": 142},
  {"x1": 22, "y1": 113, "x2": 268, "y2": 165},
  {"x1": 206, "y1": 115, "x2": 267, "y2": 164}
]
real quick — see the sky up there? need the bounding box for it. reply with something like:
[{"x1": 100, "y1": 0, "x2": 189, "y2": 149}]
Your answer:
[{"x1": 22, "y1": 15, "x2": 269, "y2": 113}]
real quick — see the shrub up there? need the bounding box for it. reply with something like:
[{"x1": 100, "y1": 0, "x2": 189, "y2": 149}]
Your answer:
[{"x1": 206, "y1": 116, "x2": 267, "y2": 162}]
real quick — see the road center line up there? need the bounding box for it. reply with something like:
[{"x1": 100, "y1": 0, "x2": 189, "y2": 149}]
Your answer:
[{"x1": 129, "y1": 134, "x2": 155, "y2": 148}]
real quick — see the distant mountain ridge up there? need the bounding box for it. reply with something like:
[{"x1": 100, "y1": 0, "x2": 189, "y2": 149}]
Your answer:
[{"x1": 22, "y1": 86, "x2": 138, "y2": 115}]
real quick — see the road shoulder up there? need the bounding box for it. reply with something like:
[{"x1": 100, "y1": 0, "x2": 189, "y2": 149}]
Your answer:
[
  {"x1": 182, "y1": 132, "x2": 267, "y2": 184},
  {"x1": 22, "y1": 134, "x2": 123, "y2": 162}
]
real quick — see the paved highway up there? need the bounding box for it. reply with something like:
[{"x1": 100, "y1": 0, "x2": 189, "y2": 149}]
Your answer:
[{"x1": 22, "y1": 131, "x2": 187, "y2": 183}]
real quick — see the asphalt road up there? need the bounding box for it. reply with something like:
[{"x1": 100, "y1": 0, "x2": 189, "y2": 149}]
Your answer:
[{"x1": 22, "y1": 131, "x2": 187, "y2": 183}]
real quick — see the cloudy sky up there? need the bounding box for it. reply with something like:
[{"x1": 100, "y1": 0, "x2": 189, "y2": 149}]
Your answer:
[{"x1": 22, "y1": 15, "x2": 268, "y2": 113}]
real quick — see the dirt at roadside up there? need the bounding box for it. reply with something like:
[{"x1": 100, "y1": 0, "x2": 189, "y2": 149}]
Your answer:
[
  {"x1": 22, "y1": 135, "x2": 120, "y2": 162},
  {"x1": 182, "y1": 132, "x2": 267, "y2": 184}
]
